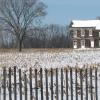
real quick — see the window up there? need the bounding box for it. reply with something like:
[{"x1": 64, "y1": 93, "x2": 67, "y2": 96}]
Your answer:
[
  {"x1": 81, "y1": 29, "x2": 85, "y2": 37},
  {"x1": 73, "y1": 40, "x2": 77, "y2": 48},
  {"x1": 99, "y1": 40, "x2": 100, "y2": 47},
  {"x1": 99, "y1": 32, "x2": 100, "y2": 37},
  {"x1": 90, "y1": 39, "x2": 94, "y2": 48},
  {"x1": 73, "y1": 40, "x2": 77, "y2": 45},
  {"x1": 89, "y1": 29, "x2": 92, "y2": 36},
  {"x1": 81, "y1": 39, "x2": 85, "y2": 48},
  {"x1": 81, "y1": 40, "x2": 85, "y2": 47},
  {"x1": 73, "y1": 30, "x2": 77, "y2": 38}
]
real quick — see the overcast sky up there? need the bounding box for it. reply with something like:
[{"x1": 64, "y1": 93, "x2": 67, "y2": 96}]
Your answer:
[{"x1": 41, "y1": 0, "x2": 100, "y2": 25}]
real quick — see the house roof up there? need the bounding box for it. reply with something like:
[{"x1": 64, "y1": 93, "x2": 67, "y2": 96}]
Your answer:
[{"x1": 71, "y1": 20, "x2": 100, "y2": 30}]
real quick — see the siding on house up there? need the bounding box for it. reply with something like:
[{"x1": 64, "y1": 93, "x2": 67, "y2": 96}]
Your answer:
[{"x1": 70, "y1": 20, "x2": 100, "y2": 49}]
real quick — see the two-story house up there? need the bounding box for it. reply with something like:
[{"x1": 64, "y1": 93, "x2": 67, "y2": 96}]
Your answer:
[{"x1": 70, "y1": 20, "x2": 100, "y2": 49}]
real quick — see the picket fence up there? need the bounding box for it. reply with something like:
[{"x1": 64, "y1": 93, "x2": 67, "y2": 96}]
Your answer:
[{"x1": 0, "y1": 66, "x2": 99, "y2": 100}]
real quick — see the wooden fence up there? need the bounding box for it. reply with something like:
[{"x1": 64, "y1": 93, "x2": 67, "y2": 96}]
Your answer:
[{"x1": 0, "y1": 66, "x2": 99, "y2": 100}]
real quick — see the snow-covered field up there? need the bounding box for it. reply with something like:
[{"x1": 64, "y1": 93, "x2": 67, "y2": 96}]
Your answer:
[
  {"x1": 0, "y1": 48, "x2": 100, "y2": 100},
  {"x1": 0, "y1": 48, "x2": 100, "y2": 69}
]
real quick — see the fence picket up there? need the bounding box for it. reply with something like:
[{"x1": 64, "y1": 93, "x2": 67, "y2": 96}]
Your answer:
[
  {"x1": 9, "y1": 67, "x2": 12, "y2": 100},
  {"x1": 56, "y1": 68, "x2": 58, "y2": 100},
  {"x1": 66, "y1": 68, "x2": 68, "y2": 100},
  {"x1": 24, "y1": 74, "x2": 27, "y2": 100},
  {"x1": 75, "y1": 68, "x2": 78, "y2": 100},
  {"x1": 86, "y1": 68, "x2": 88, "y2": 100},
  {"x1": 51, "y1": 68, "x2": 53, "y2": 100},
  {"x1": 29, "y1": 68, "x2": 32, "y2": 100},
  {"x1": 70, "y1": 68, "x2": 73, "y2": 100},
  {"x1": 95, "y1": 67, "x2": 98, "y2": 100},
  {"x1": 80, "y1": 69, "x2": 83, "y2": 100},
  {"x1": 61, "y1": 68, "x2": 63, "y2": 100},
  {"x1": 14, "y1": 66, "x2": 17, "y2": 100},
  {"x1": 19, "y1": 69, "x2": 22, "y2": 100},
  {"x1": 0, "y1": 87, "x2": 1, "y2": 100},
  {"x1": 45, "y1": 69, "x2": 49, "y2": 100},
  {"x1": 3, "y1": 67, "x2": 6, "y2": 100},
  {"x1": 35, "y1": 69, "x2": 38, "y2": 100},
  {"x1": 90, "y1": 68, "x2": 93, "y2": 100},
  {"x1": 40, "y1": 68, "x2": 43, "y2": 100}
]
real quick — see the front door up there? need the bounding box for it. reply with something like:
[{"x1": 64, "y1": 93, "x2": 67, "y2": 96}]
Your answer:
[
  {"x1": 81, "y1": 40, "x2": 85, "y2": 49},
  {"x1": 73, "y1": 40, "x2": 77, "y2": 48},
  {"x1": 91, "y1": 40, "x2": 94, "y2": 48}
]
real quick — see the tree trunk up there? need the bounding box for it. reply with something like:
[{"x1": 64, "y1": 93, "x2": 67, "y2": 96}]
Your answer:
[
  {"x1": 16, "y1": 34, "x2": 24, "y2": 52},
  {"x1": 16, "y1": 39, "x2": 23, "y2": 52},
  {"x1": 19, "y1": 40, "x2": 23, "y2": 52}
]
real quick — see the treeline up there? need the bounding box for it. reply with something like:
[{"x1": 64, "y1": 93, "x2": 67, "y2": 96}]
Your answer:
[
  {"x1": 0, "y1": 0, "x2": 73, "y2": 51},
  {"x1": 0, "y1": 24, "x2": 72, "y2": 48}
]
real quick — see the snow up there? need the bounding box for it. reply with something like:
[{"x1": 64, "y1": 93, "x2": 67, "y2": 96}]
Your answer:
[
  {"x1": 0, "y1": 49, "x2": 100, "y2": 100},
  {"x1": 72, "y1": 20, "x2": 100, "y2": 30},
  {"x1": 0, "y1": 49, "x2": 100, "y2": 69}
]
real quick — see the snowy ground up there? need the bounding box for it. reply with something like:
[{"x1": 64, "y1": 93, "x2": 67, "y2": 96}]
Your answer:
[
  {"x1": 0, "y1": 48, "x2": 100, "y2": 69},
  {"x1": 0, "y1": 49, "x2": 100, "y2": 100}
]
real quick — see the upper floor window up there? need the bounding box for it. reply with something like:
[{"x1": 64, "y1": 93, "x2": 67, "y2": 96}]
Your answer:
[
  {"x1": 73, "y1": 30, "x2": 77, "y2": 38},
  {"x1": 89, "y1": 29, "x2": 92, "y2": 36},
  {"x1": 81, "y1": 29, "x2": 85, "y2": 37}
]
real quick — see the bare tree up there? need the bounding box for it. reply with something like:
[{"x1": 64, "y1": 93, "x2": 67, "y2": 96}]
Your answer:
[
  {"x1": 0, "y1": 0, "x2": 46, "y2": 51},
  {"x1": 22, "y1": 24, "x2": 71, "y2": 48}
]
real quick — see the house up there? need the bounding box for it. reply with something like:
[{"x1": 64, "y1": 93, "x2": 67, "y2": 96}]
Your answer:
[{"x1": 70, "y1": 20, "x2": 100, "y2": 49}]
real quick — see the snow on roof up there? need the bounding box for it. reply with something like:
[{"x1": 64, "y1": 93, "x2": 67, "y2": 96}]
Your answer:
[{"x1": 71, "y1": 20, "x2": 100, "y2": 30}]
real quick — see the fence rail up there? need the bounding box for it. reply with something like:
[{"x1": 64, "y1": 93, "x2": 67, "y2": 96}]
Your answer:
[{"x1": 0, "y1": 66, "x2": 99, "y2": 100}]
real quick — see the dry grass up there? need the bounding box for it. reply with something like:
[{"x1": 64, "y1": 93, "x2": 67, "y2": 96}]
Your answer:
[
  {"x1": 0, "y1": 48, "x2": 100, "y2": 53},
  {"x1": 0, "y1": 48, "x2": 73, "y2": 53}
]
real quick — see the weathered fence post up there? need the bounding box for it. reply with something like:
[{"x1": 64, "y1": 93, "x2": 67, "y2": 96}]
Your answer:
[
  {"x1": 85, "y1": 68, "x2": 88, "y2": 100},
  {"x1": 66, "y1": 68, "x2": 68, "y2": 100},
  {"x1": 80, "y1": 69, "x2": 83, "y2": 100},
  {"x1": 95, "y1": 67, "x2": 98, "y2": 100},
  {"x1": 45, "y1": 69, "x2": 49, "y2": 100},
  {"x1": 3, "y1": 67, "x2": 6, "y2": 100},
  {"x1": 35, "y1": 69, "x2": 38, "y2": 100},
  {"x1": 29, "y1": 68, "x2": 32, "y2": 100},
  {"x1": 0, "y1": 87, "x2": 1, "y2": 100},
  {"x1": 40, "y1": 68, "x2": 43, "y2": 100},
  {"x1": 24, "y1": 74, "x2": 27, "y2": 100},
  {"x1": 70, "y1": 68, "x2": 73, "y2": 100},
  {"x1": 61, "y1": 68, "x2": 63, "y2": 100},
  {"x1": 56, "y1": 68, "x2": 58, "y2": 100},
  {"x1": 9, "y1": 67, "x2": 12, "y2": 100},
  {"x1": 90, "y1": 67, "x2": 93, "y2": 100},
  {"x1": 19, "y1": 69, "x2": 22, "y2": 100},
  {"x1": 75, "y1": 68, "x2": 78, "y2": 100},
  {"x1": 14, "y1": 66, "x2": 17, "y2": 100},
  {"x1": 51, "y1": 68, "x2": 53, "y2": 100}
]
